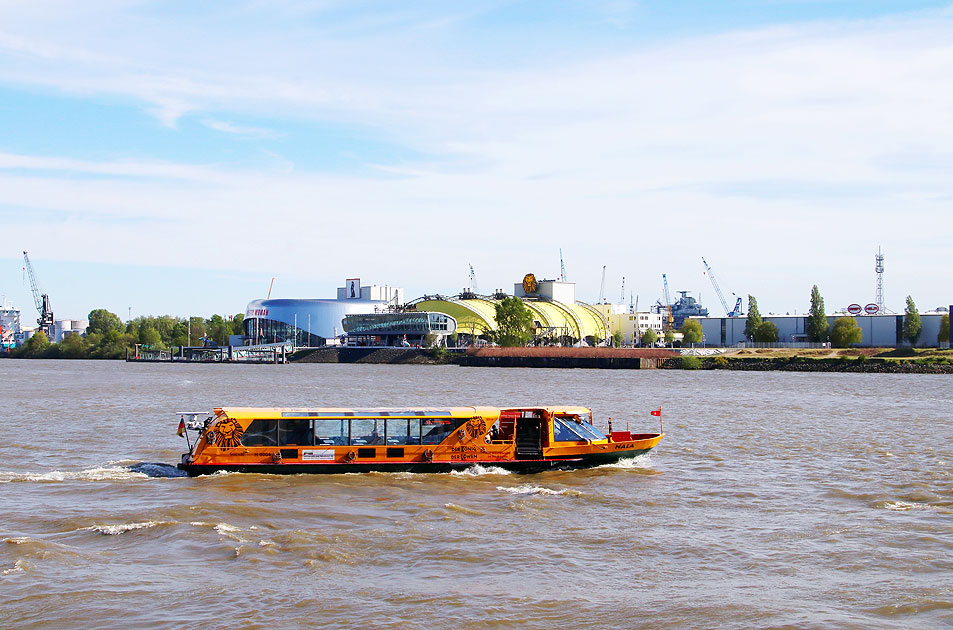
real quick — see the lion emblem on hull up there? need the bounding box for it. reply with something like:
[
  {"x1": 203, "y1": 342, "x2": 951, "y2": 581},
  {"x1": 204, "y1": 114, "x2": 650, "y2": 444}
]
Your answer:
[{"x1": 207, "y1": 417, "x2": 244, "y2": 449}]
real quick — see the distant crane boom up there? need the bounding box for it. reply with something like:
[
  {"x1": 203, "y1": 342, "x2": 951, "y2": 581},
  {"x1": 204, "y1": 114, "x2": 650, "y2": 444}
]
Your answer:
[
  {"x1": 559, "y1": 249, "x2": 567, "y2": 282},
  {"x1": 662, "y1": 274, "x2": 672, "y2": 306},
  {"x1": 701, "y1": 257, "x2": 742, "y2": 317},
  {"x1": 22, "y1": 251, "x2": 54, "y2": 337},
  {"x1": 598, "y1": 265, "x2": 606, "y2": 303},
  {"x1": 620, "y1": 276, "x2": 625, "y2": 304}
]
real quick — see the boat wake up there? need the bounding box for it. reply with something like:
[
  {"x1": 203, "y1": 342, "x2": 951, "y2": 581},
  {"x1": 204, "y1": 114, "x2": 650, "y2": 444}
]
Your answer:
[
  {"x1": 126, "y1": 462, "x2": 188, "y2": 477},
  {"x1": 496, "y1": 484, "x2": 582, "y2": 497},
  {"x1": 599, "y1": 453, "x2": 656, "y2": 469},
  {"x1": 450, "y1": 464, "x2": 513, "y2": 477},
  {"x1": 0, "y1": 462, "x2": 186, "y2": 483}
]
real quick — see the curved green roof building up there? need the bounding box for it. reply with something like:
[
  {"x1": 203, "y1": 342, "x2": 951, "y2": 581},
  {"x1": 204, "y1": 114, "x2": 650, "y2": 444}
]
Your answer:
[{"x1": 414, "y1": 277, "x2": 609, "y2": 344}]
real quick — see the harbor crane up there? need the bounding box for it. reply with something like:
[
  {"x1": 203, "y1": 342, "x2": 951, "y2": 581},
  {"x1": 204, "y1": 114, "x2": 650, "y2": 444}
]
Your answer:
[
  {"x1": 701, "y1": 257, "x2": 742, "y2": 317},
  {"x1": 559, "y1": 249, "x2": 567, "y2": 282},
  {"x1": 660, "y1": 274, "x2": 674, "y2": 329},
  {"x1": 22, "y1": 251, "x2": 54, "y2": 338}
]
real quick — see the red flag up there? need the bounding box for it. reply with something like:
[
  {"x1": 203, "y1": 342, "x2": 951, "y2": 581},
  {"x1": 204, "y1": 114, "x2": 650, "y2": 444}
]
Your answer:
[
  {"x1": 177, "y1": 419, "x2": 186, "y2": 437},
  {"x1": 650, "y1": 409, "x2": 661, "y2": 417}
]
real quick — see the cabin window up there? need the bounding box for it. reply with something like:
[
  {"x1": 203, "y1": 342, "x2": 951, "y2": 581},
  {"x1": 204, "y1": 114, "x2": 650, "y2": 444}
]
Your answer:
[
  {"x1": 553, "y1": 417, "x2": 586, "y2": 442},
  {"x1": 421, "y1": 418, "x2": 465, "y2": 445},
  {"x1": 350, "y1": 419, "x2": 384, "y2": 446},
  {"x1": 386, "y1": 418, "x2": 421, "y2": 445},
  {"x1": 313, "y1": 419, "x2": 349, "y2": 446},
  {"x1": 554, "y1": 415, "x2": 606, "y2": 441},
  {"x1": 242, "y1": 419, "x2": 278, "y2": 447},
  {"x1": 279, "y1": 419, "x2": 313, "y2": 446}
]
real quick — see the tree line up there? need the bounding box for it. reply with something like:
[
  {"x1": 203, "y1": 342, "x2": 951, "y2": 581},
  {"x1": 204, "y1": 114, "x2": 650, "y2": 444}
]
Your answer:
[
  {"x1": 744, "y1": 287, "x2": 947, "y2": 347},
  {"x1": 10, "y1": 309, "x2": 246, "y2": 359}
]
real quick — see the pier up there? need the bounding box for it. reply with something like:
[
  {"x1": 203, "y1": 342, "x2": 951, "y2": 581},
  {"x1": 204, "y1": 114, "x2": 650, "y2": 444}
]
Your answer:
[{"x1": 126, "y1": 342, "x2": 293, "y2": 364}]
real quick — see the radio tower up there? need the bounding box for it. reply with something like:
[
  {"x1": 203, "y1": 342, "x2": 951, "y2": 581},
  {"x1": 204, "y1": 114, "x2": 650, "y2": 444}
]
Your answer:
[{"x1": 875, "y1": 246, "x2": 885, "y2": 313}]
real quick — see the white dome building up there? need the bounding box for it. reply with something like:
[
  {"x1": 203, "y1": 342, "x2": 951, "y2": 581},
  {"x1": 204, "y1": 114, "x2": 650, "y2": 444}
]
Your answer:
[{"x1": 242, "y1": 280, "x2": 403, "y2": 346}]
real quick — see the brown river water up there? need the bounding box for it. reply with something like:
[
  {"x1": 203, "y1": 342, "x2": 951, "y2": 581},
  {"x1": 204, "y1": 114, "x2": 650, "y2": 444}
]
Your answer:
[{"x1": 1, "y1": 360, "x2": 951, "y2": 629}]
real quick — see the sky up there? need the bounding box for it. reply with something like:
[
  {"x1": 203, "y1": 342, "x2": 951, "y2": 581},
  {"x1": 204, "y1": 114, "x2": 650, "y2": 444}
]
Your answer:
[{"x1": 2, "y1": 0, "x2": 952, "y2": 323}]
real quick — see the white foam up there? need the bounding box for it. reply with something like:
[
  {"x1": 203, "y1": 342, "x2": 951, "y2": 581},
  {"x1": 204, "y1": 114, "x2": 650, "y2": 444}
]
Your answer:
[
  {"x1": 83, "y1": 521, "x2": 165, "y2": 536},
  {"x1": 449, "y1": 464, "x2": 512, "y2": 476},
  {"x1": 214, "y1": 523, "x2": 241, "y2": 534},
  {"x1": 0, "y1": 466, "x2": 149, "y2": 483},
  {"x1": 882, "y1": 501, "x2": 939, "y2": 512},
  {"x1": 496, "y1": 485, "x2": 580, "y2": 496},
  {"x1": 599, "y1": 453, "x2": 655, "y2": 469},
  {"x1": 2, "y1": 560, "x2": 26, "y2": 575}
]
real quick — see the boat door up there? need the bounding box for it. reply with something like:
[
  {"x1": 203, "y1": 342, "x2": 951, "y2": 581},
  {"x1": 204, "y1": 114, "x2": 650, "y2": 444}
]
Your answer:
[{"x1": 515, "y1": 411, "x2": 544, "y2": 460}]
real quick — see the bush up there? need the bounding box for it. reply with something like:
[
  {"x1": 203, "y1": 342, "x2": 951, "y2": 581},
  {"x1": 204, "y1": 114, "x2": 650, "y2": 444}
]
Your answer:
[
  {"x1": 681, "y1": 356, "x2": 702, "y2": 370},
  {"x1": 713, "y1": 355, "x2": 729, "y2": 368}
]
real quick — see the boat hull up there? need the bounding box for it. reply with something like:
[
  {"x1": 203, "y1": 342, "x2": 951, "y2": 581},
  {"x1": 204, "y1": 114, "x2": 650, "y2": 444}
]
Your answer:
[{"x1": 177, "y1": 446, "x2": 656, "y2": 476}]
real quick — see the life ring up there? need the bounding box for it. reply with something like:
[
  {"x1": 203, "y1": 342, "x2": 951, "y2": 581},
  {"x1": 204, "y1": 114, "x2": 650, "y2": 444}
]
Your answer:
[
  {"x1": 272, "y1": 450, "x2": 282, "y2": 463},
  {"x1": 423, "y1": 448, "x2": 434, "y2": 462},
  {"x1": 344, "y1": 451, "x2": 356, "y2": 463}
]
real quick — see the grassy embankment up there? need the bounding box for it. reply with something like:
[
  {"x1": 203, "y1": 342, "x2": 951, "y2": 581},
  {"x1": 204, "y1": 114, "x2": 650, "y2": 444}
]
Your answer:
[{"x1": 675, "y1": 347, "x2": 953, "y2": 372}]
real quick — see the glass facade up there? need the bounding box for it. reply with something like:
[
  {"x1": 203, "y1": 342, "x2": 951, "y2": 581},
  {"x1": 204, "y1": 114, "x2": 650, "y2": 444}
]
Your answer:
[
  {"x1": 243, "y1": 317, "x2": 325, "y2": 347},
  {"x1": 342, "y1": 311, "x2": 456, "y2": 346},
  {"x1": 343, "y1": 312, "x2": 455, "y2": 335}
]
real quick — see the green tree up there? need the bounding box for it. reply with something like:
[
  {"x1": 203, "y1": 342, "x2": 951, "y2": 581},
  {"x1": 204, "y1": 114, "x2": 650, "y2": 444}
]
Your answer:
[
  {"x1": 493, "y1": 297, "x2": 533, "y2": 346},
  {"x1": 903, "y1": 295, "x2": 921, "y2": 345},
  {"x1": 939, "y1": 313, "x2": 950, "y2": 344},
  {"x1": 664, "y1": 329, "x2": 675, "y2": 345},
  {"x1": 806, "y1": 285, "x2": 829, "y2": 342},
  {"x1": 93, "y1": 330, "x2": 134, "y2": 358},
  {"x1": 641, "y1": 328, "x2": 657, "y2": 346},
  {"x1": 87, "y1": 309, "x2": 124, "y2": 335},
  {"x1": 206, "y1": 314, "x2": 228, "y2": 345},
  {"x1": 139, "y1": 326, "x2": 162, "y2": 347},
  {"x1": 744, "y1": 295, "x2": 762, "y2": 341},
  {"x1": 611, "y1": 331, "x2": 624, "y2": 347},
  {"x1": 20, "y1": 330, "x2": 51, "y2": 357},
  {"x1": 230, "y1": 313, "x2": 245, "y2": 336},
  {"x1": 58, "y1": 332, "x2": 90, "y2": 358},
  {"x1": 753, "y1": 321, "x2": 779, "y2": 342},
  {"x1": 681, "y1": 319, "x2": 703, "y2": 343},
  {"x1": 830, "y1": 317, "x2": 863, "y2": 348},
  {"x1": 170, "y1": 320, "x2": 189, "y2": 347},
  {"x1": 188, "y1": 317, "x2": 206, "y2": 346}
]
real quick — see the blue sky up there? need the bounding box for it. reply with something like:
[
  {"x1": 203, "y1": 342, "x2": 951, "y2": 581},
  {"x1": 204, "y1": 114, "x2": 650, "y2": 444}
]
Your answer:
[{"x1": 2, "y1": 1, "x2": 952, "y2": 322}]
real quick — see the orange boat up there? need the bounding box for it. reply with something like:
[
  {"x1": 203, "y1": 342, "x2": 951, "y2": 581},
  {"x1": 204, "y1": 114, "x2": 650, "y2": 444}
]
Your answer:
[{"x1": 176, "y1": 406, "x2": 663, "y2": 476}]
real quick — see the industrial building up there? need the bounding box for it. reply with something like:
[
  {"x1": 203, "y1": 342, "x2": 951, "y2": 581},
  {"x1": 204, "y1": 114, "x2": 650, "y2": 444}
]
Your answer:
[{"x1": 698, "y1": 312, "x2": 948, "y2": 347}]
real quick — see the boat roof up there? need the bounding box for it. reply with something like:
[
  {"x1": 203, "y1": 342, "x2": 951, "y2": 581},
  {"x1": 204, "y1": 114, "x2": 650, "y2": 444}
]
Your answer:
[{"x1": 215, "y1": 406, "x2": 592, "y2": 419}]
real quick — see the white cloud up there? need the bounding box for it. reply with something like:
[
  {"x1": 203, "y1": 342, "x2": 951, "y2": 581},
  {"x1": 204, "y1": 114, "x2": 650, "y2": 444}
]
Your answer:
[{"x1": 1, "y1": 5, "x2": 952, "y2": 313}]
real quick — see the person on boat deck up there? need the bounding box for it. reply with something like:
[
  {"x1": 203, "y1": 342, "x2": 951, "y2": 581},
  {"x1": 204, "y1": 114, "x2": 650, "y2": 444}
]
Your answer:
[{"x1": 368, "y1": 423, "x2": 383, "y2": 445}]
